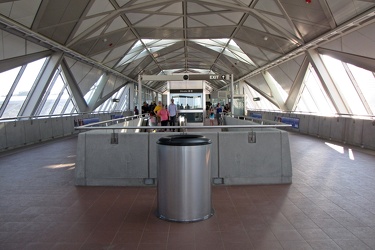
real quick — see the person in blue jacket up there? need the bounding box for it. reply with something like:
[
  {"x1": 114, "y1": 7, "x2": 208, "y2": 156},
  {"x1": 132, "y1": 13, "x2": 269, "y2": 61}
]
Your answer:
[{"x1": 216, "y1": 103, "x2": 223, "y2": 125}]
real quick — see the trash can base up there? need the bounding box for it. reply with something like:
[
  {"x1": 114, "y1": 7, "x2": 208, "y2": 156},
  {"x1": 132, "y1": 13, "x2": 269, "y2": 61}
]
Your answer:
[{"x1": 156, "y1": 209, "x2": 214, "y2": 223}]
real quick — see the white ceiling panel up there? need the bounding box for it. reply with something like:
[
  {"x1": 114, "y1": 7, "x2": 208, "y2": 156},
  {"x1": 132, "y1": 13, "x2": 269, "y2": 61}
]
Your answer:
[
  {"x1": 73, "y1": 15, "x2": 106, "y2": 39},
  {"x1": 243, "y1": 15, "x2": 267, "y2": 32},
  {"x1": 0, "y1": 0, "x2": 41, "y2": 27},
  {"x1": 158, "y1": 2, "x2": 182, "y2": 14},
  {"x1": 102, "y1": 74, "x2": 117, "y2": 96},
  {"x1": 191, "y1": 14, "x2": 236, "y2": 26},
  {"x1": 0, "y1": 31, "x2": 25, "y2": 60},
  {"x1": 87, "y1": 0, "x2": 115, "y2": 17},
  {"x1": 135, "y1": 15, "x2": 181, "y2": 27},
  {"x1": 0, "y1": 0, "x2": 373, "y2": 92},
  {"x1": 255, "y1": 0, "x2": 283, "y2": 15},
  {"x1": 106, "y1": 16, "x2": 128, "y2": 33},
  {"x1": 115, "y1": 0, "x2": 131, "y2": 7}
]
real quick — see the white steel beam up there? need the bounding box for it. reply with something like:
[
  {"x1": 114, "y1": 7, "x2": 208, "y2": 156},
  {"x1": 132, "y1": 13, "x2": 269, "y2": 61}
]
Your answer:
[
  {"x1": 262, "y1": 71, "x2": 287, "y2": 111},
  {"x1": 306, "y1": 49, "x2": 350, "y2": 114},
  {"x1": 61, "y1": 59, "x2": 88, "y2": 112},
  {"x1": 285, "y1": 56, "x2": 310, "y2": 111},
  {"x1": 87, "y1": 73, "x2": 110, "y2": 111}
]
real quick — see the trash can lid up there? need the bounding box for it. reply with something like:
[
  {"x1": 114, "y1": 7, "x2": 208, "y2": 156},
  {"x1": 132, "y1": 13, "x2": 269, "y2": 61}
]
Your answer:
[{"x1": 157, "y1": 134, "x2": 211, "y2": 146}]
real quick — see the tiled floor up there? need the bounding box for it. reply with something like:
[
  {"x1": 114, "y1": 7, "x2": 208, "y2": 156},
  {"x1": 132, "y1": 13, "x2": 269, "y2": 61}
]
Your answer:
[{"x1": 1, "y1": 131, "x2": 375, "y2": 250}]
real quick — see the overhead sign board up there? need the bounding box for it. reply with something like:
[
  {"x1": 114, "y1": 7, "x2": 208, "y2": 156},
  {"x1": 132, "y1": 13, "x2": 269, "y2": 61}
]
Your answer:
[
  {"x1": 141, "y1": 74, "x2": 231, "y2": 81},
  {"x1": 189, "y1": 74, "x2": 223, "y2": 80},
  {"x1": 170, "y1": 89, "x2": 203, "y2": 93}
]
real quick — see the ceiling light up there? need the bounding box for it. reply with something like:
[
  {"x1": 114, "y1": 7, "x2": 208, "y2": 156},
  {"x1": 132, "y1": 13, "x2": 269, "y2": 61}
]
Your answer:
[{"x1": 264, "y1": 36, "x2": 268, "y2": 41}]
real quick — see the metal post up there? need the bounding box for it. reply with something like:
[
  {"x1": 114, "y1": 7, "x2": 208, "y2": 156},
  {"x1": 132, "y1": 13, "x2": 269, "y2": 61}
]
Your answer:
[
  {"x1": 230, "y1": 74, "x2": 234, "y2": 114},
  {"x1": 138, "y1": 75, "x2": 142, "y2": 111}
]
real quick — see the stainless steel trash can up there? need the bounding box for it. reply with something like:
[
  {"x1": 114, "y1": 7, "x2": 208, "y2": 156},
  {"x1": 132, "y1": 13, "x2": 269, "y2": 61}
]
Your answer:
[{"x1": 156, "y1": 134, "x2": 213, "y2": 222}]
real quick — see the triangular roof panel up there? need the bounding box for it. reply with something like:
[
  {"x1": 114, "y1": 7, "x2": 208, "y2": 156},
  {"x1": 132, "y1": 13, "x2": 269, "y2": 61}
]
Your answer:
[
  {"x1": 87, "y1": 0, "x2": 115, "y2": 17},
  {"x1": 105, "y1": 16, "x2": 128, "y2": 33},
  {"x1": 73, "y1": 15, "x2": 106, "y2": 39}
]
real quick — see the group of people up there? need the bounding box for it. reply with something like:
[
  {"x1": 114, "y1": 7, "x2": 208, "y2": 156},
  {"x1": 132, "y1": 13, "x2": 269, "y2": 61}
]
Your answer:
[
  {"x1": 178, "y1": 103, "x2": 190, "y2": 109},
  {"x1": 141, "y1": 101, "x2": 157, "y2": 115},
  {"x1": 140, "y1": 99, "x2": 178, "y2": 132},
  {"x1": 208, "y1": 103, "x2": 230, "y2": 126},
  {"x1": 137, "y1": 99, "x2": 230, "y2": 128}
]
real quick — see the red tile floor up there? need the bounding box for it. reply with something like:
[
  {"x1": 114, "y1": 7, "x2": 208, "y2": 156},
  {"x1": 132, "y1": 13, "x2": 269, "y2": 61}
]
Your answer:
[{"x1": 0, "y1": 132, "x2": 375, "y2": 250}]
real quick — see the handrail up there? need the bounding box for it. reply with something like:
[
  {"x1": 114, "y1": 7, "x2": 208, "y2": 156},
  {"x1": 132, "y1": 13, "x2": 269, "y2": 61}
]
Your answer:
[
  {"x1": 248, "y1": 109, "x2": 375, "y2": 119},
  {"x1": 74, "y1": 113, "x2": 291, "y2": 131},
  {"x1": 233, "y1": 115, "x2": 284, "y2": 125},
  {"x1": 74, "y1": 124, "x2": 292, "y2": 133},
  {"x1": 73, "y1": 113, "x2": 292, "y2": 132},
  {"x1": 0, "y1": 111, "x2": 127, "y2": 122}
]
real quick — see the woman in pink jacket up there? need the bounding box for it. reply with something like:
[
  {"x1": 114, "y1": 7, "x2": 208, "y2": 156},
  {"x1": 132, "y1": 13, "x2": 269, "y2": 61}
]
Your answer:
[{"x1": 157, "y1": 105, "x2": 169, "y2": 131}]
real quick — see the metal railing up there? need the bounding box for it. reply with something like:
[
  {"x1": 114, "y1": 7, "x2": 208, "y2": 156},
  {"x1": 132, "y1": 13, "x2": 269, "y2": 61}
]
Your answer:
[
  {"x1": 74, "y1": 114, "x2": 291, "y2": 133},
  {"x1": 0, "y1": 111, "x2": 126, "y2": 122}
]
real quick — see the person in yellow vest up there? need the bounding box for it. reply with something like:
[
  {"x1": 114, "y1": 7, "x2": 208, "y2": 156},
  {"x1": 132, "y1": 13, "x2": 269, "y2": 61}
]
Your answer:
[{"x1": 153, "y1": 101, "x2": 163, "y2": 125}]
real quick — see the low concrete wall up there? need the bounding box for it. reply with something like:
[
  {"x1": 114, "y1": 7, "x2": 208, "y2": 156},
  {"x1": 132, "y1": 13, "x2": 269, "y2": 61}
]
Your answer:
[
  {"x1": 0, "y1": 111, "x2": 134, "y2": 152},
  {"x1": 75, "y1": 118, "x2": 292, "y2": 186},
  {"x1": 0, "y1": 116, "x2": 77, "y2": 151},
  {"x1": 253, "y1": 111, "x2": 375, "y2": 150},
  {"x1": 224, "y1": 116, "x2": 275, "y2": 131},
  {"x1": 217, "y1": 131, "x2": 292, "y2": 185}
]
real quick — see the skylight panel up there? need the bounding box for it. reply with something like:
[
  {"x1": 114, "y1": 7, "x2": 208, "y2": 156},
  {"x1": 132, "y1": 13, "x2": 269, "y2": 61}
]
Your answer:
[
  {"x1": 117, "y1": 38, "x2": 255, "y2": 70},
  {"x1": 212, "y1": 39, "x2": 229, "y2": 46},
  {"x1": 141, "y1": 39, "x2": 180, "y2": 48},
  {"x1": 117, "y1": 39, "x2": 181, "y2": 67},
  {"x1": 229, "y1": 39, "x2": 240, "y2": 48},
  {"x1": 223, "y1": 49, "x2": 255, "y2": 65},
  {"x1": 191, "y1": 39, "x2": 227, "y2": 48},
  {"x1": 190, "y1": 39, "x2": 255, "y2": 66}
]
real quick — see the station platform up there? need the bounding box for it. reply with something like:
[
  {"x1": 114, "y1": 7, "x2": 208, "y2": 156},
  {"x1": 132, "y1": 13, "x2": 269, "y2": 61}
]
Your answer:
[{"x1": 1, "y1": 131, "x2": 375, "y2": 249}]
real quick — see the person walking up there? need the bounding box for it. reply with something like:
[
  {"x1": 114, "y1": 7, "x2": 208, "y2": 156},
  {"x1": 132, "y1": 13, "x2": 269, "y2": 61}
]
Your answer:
[
  {"x1": 168, "y1": 98, "x2": 178, "y2": 131},
  {"x1": 134, "y1": 106, "x2": 139, "y2": 115},
  {"x1": 209, "y1": 106, "x2": 215, "y2": 126},
  {"x1": 153, "y1": 101, "x2": 163, "y2": 125},
  {"x1": 141, "y1": 102, "x2": 149, "y2": 115},
  {"x1": 216, "y1": 103, "x2": 223, "y2": 125},
  {"x1": 157, "y1": 104, "x2": 169, "y2": 132},
  {"x1": 149, "y1": 101, "x2": 156, "y2": 114}
]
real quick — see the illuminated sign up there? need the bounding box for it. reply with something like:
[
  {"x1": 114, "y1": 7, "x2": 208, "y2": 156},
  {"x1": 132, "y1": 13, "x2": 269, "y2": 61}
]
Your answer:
[{"x1": 170, "y1": 89, "x2": 203, "y2": 93}]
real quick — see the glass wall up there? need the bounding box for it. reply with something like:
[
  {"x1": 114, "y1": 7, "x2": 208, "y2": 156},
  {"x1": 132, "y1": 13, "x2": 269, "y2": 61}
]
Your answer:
[
  {"x1": 170, "y1": 93, "x2": 203, "y2": 110},
  {"x1": 242, "y1": 53, "x2": 375, "y2": 117},
  {"x1": 0, "y1": 52, "x2": 374, "y2": 119},
  {"x1": 1, "y1": 58, "x2": 47, "y2": 118},
  {"x1": 294, "y1": 64, "x2": 336, "y2": 115}
]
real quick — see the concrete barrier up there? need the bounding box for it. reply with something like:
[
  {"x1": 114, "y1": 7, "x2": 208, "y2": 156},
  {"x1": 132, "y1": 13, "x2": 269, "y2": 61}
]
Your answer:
[
  {"x1": 75, "y1": 118, "x2": 292, "y2": 186},
  {"x1": 252, "y1": 111, "x2": 375, "y2": 150}
]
